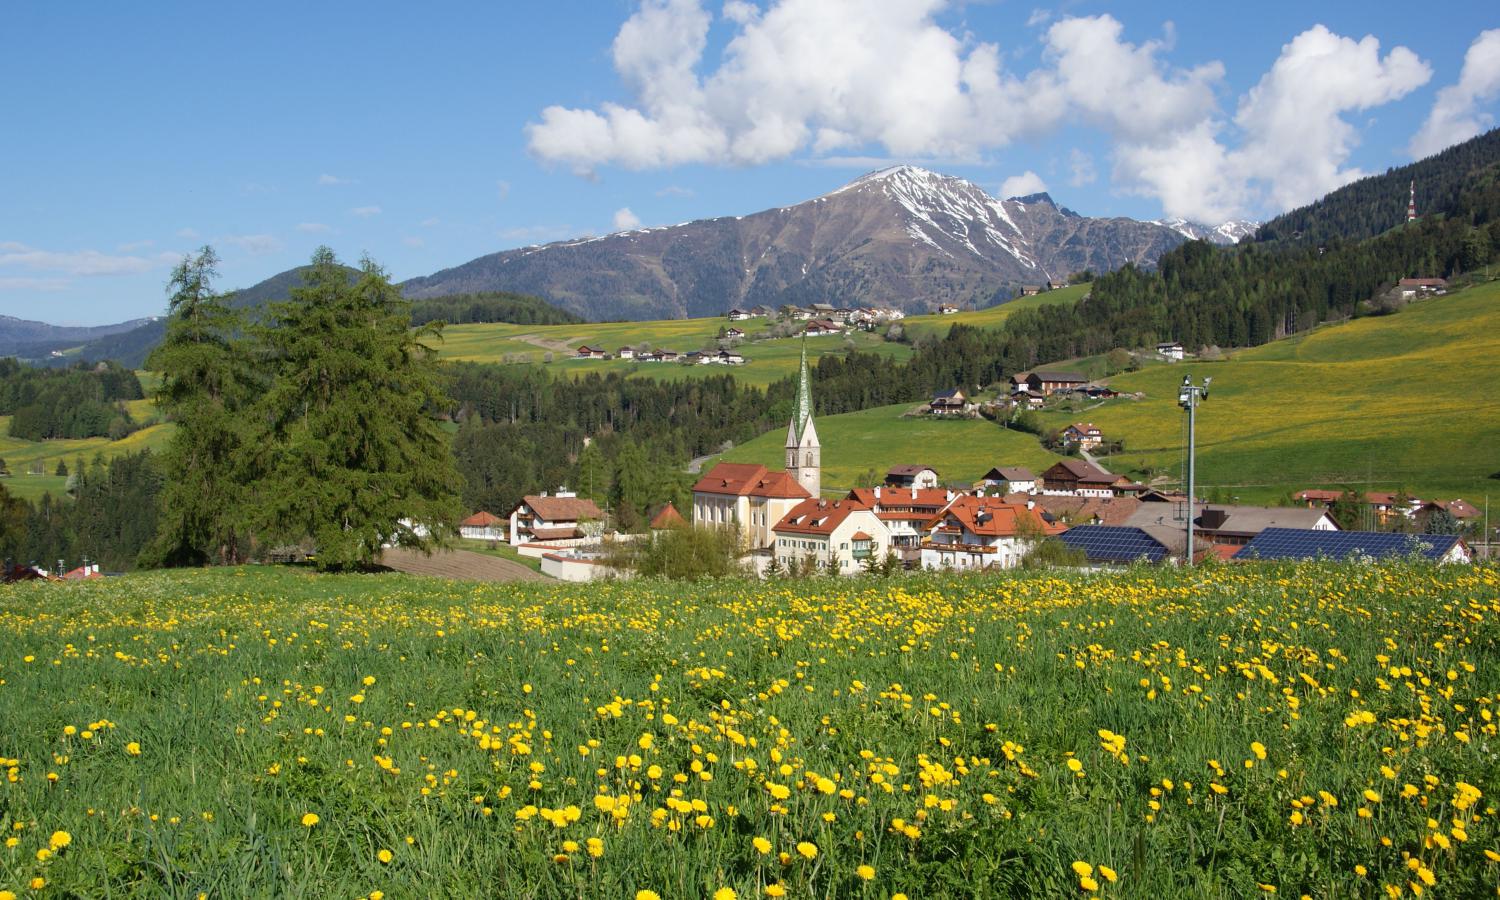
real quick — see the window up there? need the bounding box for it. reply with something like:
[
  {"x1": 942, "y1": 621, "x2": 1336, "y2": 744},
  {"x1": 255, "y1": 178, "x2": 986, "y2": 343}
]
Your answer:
[{"x1": 852, "y1": 538, "x2": 874, "y2": 560}]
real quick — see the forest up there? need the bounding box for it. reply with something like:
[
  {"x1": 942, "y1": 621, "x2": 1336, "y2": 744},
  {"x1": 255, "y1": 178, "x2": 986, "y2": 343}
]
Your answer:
[{"x1": 0, "y1": 358, "x2": 143, "y2": 440}]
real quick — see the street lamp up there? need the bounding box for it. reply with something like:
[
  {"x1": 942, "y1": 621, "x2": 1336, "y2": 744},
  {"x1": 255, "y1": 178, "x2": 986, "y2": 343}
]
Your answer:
[{"x1": 1178, "y1": 375, "x2": 1211, "y2": 566}]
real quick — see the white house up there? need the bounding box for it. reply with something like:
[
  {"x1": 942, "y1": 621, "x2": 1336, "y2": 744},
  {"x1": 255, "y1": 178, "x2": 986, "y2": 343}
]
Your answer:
[
  {"x1": 919, "y1": 496, "x2": 1064, "y2": 571},
  {"x1": 1156, "y1": 341, "x2": 1185, "y2": 361},
  {"x1": 884, "y1": 465, "x2": 940, "y2": 489},
  {"x1": 772, "y1": 497, "x2": 892, "y2": 574},
  {"x1": 459, "y1": 511, "x2": 506, "y2": 541},
  {"x1": 508, "y1": 490, "x2": 603, "y2": 545},
  {"x1": 979, "y1": 466, "x2": 1037, "y2": 494}
]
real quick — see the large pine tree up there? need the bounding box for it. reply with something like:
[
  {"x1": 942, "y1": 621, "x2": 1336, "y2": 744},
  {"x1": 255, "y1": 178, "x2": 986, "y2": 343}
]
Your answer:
[
  {"x1": 144, "y1": 247, "x2": 253, "y2": 566},
  {"x1": 249, "y1": 248, "x2": 461, "y2": 569}
]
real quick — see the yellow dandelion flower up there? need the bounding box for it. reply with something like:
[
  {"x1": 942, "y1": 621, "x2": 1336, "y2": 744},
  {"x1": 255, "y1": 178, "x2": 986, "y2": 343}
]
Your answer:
[
  {"x1": 714, "y1": 889, "x2": 737, "y2": 900},
  {"x1": 301, "y1": 812, "x2": 320, "y2": 828},
  {"x1": 48, "y1": 830, "x2": 70, "y2": 850},
  {"x1": 857, "y1": 864, "x2": 876, "y2": 881},
  {"x1": 797, "y1": 841, "x2": 818, "y2": 860},
  {"x1": 377, "y1": 849, "x2": 393, "y2": 864}
]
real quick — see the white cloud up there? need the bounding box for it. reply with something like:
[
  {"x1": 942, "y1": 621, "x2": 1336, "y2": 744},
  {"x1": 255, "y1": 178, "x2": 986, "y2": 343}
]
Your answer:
[
  {"x1": 1410, "y1": 29, "x2": 1500, "y2": 158},
  {"x1": 1026, "y1": 8, "x2": 1051, "y2": 28},
  {"x1": 0, "y1": 242, "x2": 160, "y2": 276},
  {"x1": 219, "y1": 234, "x2": 284, "y2": 255},
  {"x1": 1068, "y1": 148, "x2": 1096, "y2": 186},
  {"x1": 402, "y1": 236, "x2": 426, "y2": 248},
  {"x1": 318, "y1": 173, "x2": 354, "y2": 185},
  {"x1": 613, "y1": 207, "x2": 643, "y2": 230},
  {"x1": 526, "y1": 5, "x2": 1435, "y2": 221},
  {"x1": 999, "y1": 171, "x2": 1047, "y2": 198},
  {"x1": 350, "y1": 206, "x2": 383, "y2": 217},
  {"x1": 0, "y1": 277, "x2": 70, "y2": 292},
  {"x1": 296, "y1": 222, "x2": 332, "y2": 233}
]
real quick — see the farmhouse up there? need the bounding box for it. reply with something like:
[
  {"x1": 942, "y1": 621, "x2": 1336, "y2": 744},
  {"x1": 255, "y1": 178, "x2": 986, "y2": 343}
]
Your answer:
[
  {"x1": 727, "y1": 308, "x2": 751, "y2": 321},
  {"x1": 1060, "y1": 422, "x2": 1103, "y2": 451},
  {"x1": 1019, "y1": 285, "x2": 1043, "y2": 296},
  {"x1": 617, "y1": 346, "x2": 636, "y2": 359},
  {"x1": 750, "y1": 305, "x2": 775, "y2": 317},
  {"x1": 979, "y1": 466, "x2": 1036, "y2": 494},
  {"x1": 1046, "y1": 278, "x2": 1069, "y2": 291},
  {"x1": 1156, "y1": 341, "x2": 1185, "y2": 361},
  {"x1": 1027, "y1": 370, "x2": 1089, "y2": 394},
  {"x1": 937, "y1": 304, "x2": 959, "y2": 315},
  {"x1": 927, "y1": 388, "x2": 967, "y2": 415},
  {"x1": 458, "y1": 511, "x2": 506, "y2": 541},
  {"x1": 1397, "y1": 277, "x2": 1447, "y2": 297},
  {"x1": 1009, "y1": 389, "x2": 1045, "y2": 409},
  {"x1": 724, "y1": 326, "x2": 746, "y2": 339},
  {"x1": 574, "y1": 345, "x2": 607, "y2": 360},
  {"x1": 1040, "y1": 459, "x2": 1127, "y2": 497},
  {"x1": 717, "y1": 350, "x2": 745, "y2": 365},
  {"x1": 920, "y1": 496, "x2": 1063, "y2": 570},
  {"x1": 805, "y1": 318, "x2": 843, "y2": 336},
  {"x1": 772, "y1": 497, "x2": 891, "y2": 574},
  {"x1": 885, "y1": 465, "x2": 940, "y2": 490},
  {"x1": 508, "y1": 491, "x2": 602, "y2": 545}
]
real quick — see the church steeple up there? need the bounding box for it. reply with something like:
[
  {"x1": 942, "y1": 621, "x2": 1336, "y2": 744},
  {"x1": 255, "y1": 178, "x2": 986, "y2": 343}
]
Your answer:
[{"x1": 785, "y1": 335, "x2": 821, "y2": 497}]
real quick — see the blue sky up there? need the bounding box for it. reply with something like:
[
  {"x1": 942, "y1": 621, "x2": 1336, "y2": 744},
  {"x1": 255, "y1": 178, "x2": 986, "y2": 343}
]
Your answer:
[{"x1": 2, "y1": 1, "x2": 1496, "y2": 324}]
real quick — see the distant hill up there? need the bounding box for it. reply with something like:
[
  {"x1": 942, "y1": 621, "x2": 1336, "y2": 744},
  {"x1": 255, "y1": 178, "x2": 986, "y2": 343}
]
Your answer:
[
  {"x1": 1255, "y1": 128, "x2": 1500, "y2": 246},
  {"x1": 402, "y1": 166, "x2": 1247, "y2": 321},
  {"x1": 0, "y1": 314, "x2": 158, "y2": 358}
]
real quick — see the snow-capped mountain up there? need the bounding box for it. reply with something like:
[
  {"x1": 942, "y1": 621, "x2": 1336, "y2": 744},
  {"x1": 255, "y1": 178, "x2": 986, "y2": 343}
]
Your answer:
[
  {"x1": 1154, "y1": 217, "x2": 1260, "y2": 246},
  {"x1": 404, "y1": 166, "x2": 1201, "y2": 320}
]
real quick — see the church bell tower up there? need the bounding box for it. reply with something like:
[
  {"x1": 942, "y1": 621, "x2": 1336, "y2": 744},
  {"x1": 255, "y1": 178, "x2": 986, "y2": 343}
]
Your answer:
[{"x1": 785, "y1": 337, "x2": 821, "y2": 497}]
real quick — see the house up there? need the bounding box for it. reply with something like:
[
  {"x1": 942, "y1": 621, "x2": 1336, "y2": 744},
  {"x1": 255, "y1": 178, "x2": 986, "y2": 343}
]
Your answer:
[
  {"x1": 656, "y1": 350, "x2": 681, "y2": 362},
  {"x1": 574, "y1": 345, "x2": 607, "y2": 360},
  {"x1": 805, "y1": 318, "x2": 843, "y2": 336},
  {"x1": 772, "y1": 497, "x2": 891, "y2": 575},
  {"x1": 1415, "y1": 498, "x2": 1481, "y2": 530},
  {"x1": 1058, "y1": 525, "x2": 1176, "y2": 565},
  {"x1": 1040, "y1": 459, "x2": 1126, "y2": 497},
  {"x1": 1033, "y1": 495, "x2": 1141, "y2": 527},
  {"x1": 649, "y1": 502, "x2": 686, "y2": 530},
  {"x1": 508, "y1": 490, "x2": 603, "y2": 545},
  {"x1": 1233, "y1": 528, "x2": 1470, "y2": 564},
  {"x1": 928, "y1": 388, "x2": 968, "y2": 415},
  {"x1": 885, "y1": 465, "x2": 940, "y2": 490},
  {"x1": 727, "y1": 308, "x2": 752, "y2": 321},
  {"x1": 1124, "y1": 503, "x2": 1338, "y2": 549},
  {"x1": 1027, "y1": 371, "x2": 1089, "y2": 395},
  {"x1": 937, "y1": 304, "x2": 960, "y2": 315},
  {"x1": 685, "y1": 351, "x2": 712, "y2": 365},
  {"x1": 1397, "y1": 277, "x2": 1448, "y2": 297},
  {"x1": 1019, "y1": 285, "x2": 1043, "y2": 296},
  {"x1": 458, "y1": 511, "x2": 506, "y2": 541},
  {"x1": 846, "y1": 486, "x2": 956, "y2": 564},
  {"x1": 1009, "y1": 372, "x2": 1032, "y2": 392},
  {"x1": 692, "y1": 462, "x2": 811, "y2": 551},
  {"x1": 717, "y1": 350, "x2": 745, "y2": 365},
  {"x1": 920, "y1": 496, "x2": 1064, "y2": 570},
  {"x1": 724, "y1": 326, "x2": 746, "y2": 339},
  {"x1": 979, "y1": 466, "x2": 1036, "y2": 494},
  {"x1": 617, "y1": 346, "x2": 636, "y2": 360},
  {"x1": 1081, "y1": 385, "x2": 1119, "y2": 399},
  {"x1": 750, "y1": 305, "x2": 775, "y2": 318},
  {"x1": 1010, "y1": 389, "x2": 1045, "y2": 410},
  {"x1": 1046, "y1": 278, "x2": 1069, "y2": 291},
  {"x1": 810, "y1": 303, "x2": 837, "y2": 315},
  {"x1": 1293, "y1": 489, "x2": 1420, "y2": 526},
  {"x1": 1060, "y1": 422, "x2": 1104, "y2": 452},
  {"x1": 1156, "y1": 341, "x2": 1185, "y2": 361}
]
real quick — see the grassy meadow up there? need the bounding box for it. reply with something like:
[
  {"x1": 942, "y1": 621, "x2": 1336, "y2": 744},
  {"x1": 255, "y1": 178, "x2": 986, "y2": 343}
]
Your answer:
[
  {"x1": 1040, "y1": 280, "x2": 1500, "y2": 503},
  {"x1": 1, "y1": 564, "x2": 1497, "y2": 898},
  {"x1": 0, "y1": 414, "x2": 172, "y2": 503},
  {"x1": 717, "y1": 402, "x2": 1063, "y2": 491}
]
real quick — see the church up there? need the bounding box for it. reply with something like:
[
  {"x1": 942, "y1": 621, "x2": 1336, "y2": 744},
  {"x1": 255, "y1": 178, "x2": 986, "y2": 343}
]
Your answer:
[{"x1": 691, "y1": 339, "x2": 892, "y2": 573}]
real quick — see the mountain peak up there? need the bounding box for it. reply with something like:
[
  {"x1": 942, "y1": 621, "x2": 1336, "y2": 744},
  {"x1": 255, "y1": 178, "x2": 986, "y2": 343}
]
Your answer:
[{"x1": 1011, "y1": 191, "x2": 1055, "y2": 206}]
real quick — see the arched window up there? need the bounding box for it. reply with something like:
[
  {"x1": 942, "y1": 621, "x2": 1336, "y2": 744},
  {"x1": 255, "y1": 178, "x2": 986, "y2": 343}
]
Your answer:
[{"x1": 804, "y1": 452, "x2": 814, "y2": 466}]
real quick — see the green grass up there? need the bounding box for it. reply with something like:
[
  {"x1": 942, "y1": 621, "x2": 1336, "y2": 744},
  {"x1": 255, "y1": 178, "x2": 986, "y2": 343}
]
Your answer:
[
  {"x1": 1, "y1": 563, "x2": 1496, "y2": 897},
  {"x1": 1036, "y1": 281, "x2": 1500, "y2": 503},
  {"x1": 897, "y1": 284, "x2": 1089, "y2": 342},
  {"x1": 0, "y1": 406, "x2": 173, "y2": 502},
  {"x1": 718, "y1": 401, "x2": 1062, "y2": 491}
]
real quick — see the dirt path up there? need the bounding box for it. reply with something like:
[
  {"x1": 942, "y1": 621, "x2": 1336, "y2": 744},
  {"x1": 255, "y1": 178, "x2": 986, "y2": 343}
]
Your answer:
[
  {"x1": 378, "y1": 547, "x2": 549, "y2": 582},
  {"x1": 513, "y1": 333, "x2": 576, "y2": 354}
]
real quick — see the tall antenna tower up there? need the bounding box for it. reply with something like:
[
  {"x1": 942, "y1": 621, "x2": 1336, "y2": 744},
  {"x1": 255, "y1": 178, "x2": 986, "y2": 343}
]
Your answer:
[{"x1": 1407, "y1": 180, "x2": 1417, "y2": 222}]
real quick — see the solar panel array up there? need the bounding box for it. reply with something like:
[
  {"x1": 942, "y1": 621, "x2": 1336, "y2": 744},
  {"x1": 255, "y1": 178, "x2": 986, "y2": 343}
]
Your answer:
[
  {"x1": 1058, "y1": 526, "x2": 1169, "y2": 563},
  {"x1": 1233, "y1": 528, "x2": 1460, "y2": 562}
]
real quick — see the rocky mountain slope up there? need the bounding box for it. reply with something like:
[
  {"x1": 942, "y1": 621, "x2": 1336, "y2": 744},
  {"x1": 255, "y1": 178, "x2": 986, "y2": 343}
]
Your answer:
[{"x1": 403, "y1": 166, "x2": 1242, "y2": 320}]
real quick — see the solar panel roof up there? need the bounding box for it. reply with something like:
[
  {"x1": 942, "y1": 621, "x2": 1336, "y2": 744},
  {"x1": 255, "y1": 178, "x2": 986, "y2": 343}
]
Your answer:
[
  {"x1": 1058, "y1": 525, "x2": 1169, "y2": 563},
  {"x1": 1232, "y1": 528, "x2": 1461, "y2": 562}
]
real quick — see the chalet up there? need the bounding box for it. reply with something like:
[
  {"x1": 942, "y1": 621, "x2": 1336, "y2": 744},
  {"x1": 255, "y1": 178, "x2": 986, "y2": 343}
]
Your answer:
[
  {"x1": 1040, "y1": 459, "x2": 1126, "y2": 497},
  {"x1": 724, "y1": 326, "x2": 746, "y2": 339},
  {"x1": 717, "y1": 350, "x2": 745, "y2": 365},
  {"x1": 617, "y1": 346, "x2": 636, "y2": 360},
  {"x1": 1060, "y1": 422, "x2": 1103, "y2": 452},
  {"x1": 846, "y1": 486, "x2": 955, "y2": 563},
  {"x1": 1010, "y1": 389, "x2": 1045, "y2": 410},
  {"x1": 458, "y1": 511, "x2": 506, "y2": 541},
  {"x1": 1397, "y1": 277, "x2": 1447, "y2": 297},
  {"x1": 1009, "y1": 372, "x2": 1032, "y2": 392},
  {"x1": 810, "y1": 303, "x2": 837, "y2": 315},
  {"x1": 1125, "y1": 503, "x2": 1338, "y2": 549},
  {"x1": 750, "y1": 305, "x2": 775, "y2": 318},
  {"x1": 693, "y1": 462, "x2": 811, "y2": 551},
  {"x1": 508, "y1": 490, "x2": 603, "y2": 545},
  {"x1": 575, "y1": 345, "x2": 607, "y2": 360},
  {"x1": 1033, "y1": 494, "x2": 1141, "y2": 527},
  {"x1": 805, "y1": 319, "x2": 843, "y2": 336},
  {"x1": 928, "y1": 388, "x2": 967, "y2": 416},
  {"x1": 920, "y1": 496, "x2": 1064, "y2": 571},
  {"x1": 1019, "y1": 285, "x2": 1043, "y2": 296},
  {"x1": 649, "y1": 502, "x2": 686, "y2": 530},
  {"x1": 1046, "y1": 278, "x2": 1069, "y2": 291},
  {"x1": 937, "y1": 304, "x2": 960, "y2": 315},
  {"x1": 772, "y1": 497, "x2": 891, "y2": 575},
  {"x1": 885, "y1": 465, "x2": 940, "y2": 490},
  {"x1": 1081, "y1": 385, "x2": 1119, "y2": 399},
  {"x1": 979, "y1": 466, "x2": 1036, "y2": 494},
  {"x1": 787, "y1": 307, "x2": 815, "y2": 320},
  {"x1": 1027, "y1": 370, "x2": 1089, "y2": 395},
  {"x1": 656, "y1": 350, "x2": 681, "y2": 362},
  {"x1": 1415, "y1": 498, "x2": 1481, "y2": 530},
  {"x1": 685, "y1": 351, "x2": 713, "y2": 365},
  {"x1": 1156, "y1": 341, "x2": 1184, "y2": 361},
  {"x1": 727, "y1": 308, "x2": 752, "y2": 321}
]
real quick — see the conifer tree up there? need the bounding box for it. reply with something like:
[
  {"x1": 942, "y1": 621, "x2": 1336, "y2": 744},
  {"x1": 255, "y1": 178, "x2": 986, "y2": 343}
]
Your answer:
[
  {"x1": 249, "y1": 248, "x2": 460, "y2": 569},
  {"x1": 144, "y1": 247, "x2": 253, "y2": 566}
]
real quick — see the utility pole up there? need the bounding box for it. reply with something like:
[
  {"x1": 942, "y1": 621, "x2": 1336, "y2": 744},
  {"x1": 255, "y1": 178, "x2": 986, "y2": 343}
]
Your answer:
[{"x1": 1178, "y1": 375, "x2": 1211, "y2": 566}]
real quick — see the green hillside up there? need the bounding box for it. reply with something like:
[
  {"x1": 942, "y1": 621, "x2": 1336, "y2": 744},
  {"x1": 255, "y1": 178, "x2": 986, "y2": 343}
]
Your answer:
[
  {"x1": 1038, "y1": 279, "x2": 1500, "y2": 503},
  {"x1": 897, "y1": 283, "x2": 1088, "y2": 341},
  {"x1": 0, "y1": 397, "x2": 171, "y2": 502},
  {"x1": 717, "y1": 401, "x2": 1063, "y2": 492}
]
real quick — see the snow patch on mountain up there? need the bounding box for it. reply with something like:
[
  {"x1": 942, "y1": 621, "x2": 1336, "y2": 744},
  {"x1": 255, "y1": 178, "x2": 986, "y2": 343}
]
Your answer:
[{"x1": 1155, "y1": 217, "x2": 1260, "y2": 245}]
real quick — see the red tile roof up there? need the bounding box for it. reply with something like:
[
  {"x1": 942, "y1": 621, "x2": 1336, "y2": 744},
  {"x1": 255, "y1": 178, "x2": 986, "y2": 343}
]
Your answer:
[
  {"x1": 519, "y1": 495, "x2": 602, "y2": 522},
  {"x1": 932, "y1": 496, "x2": 1064, "y2": 537},
  {"x1": 773, "y1": 498, "x2": 872, "y2": 536},
  {"x1": 693, "y1": 463, "x2": 811, "y2": 499},
  {"x1": 460, "y1": 511, "x2": 504, "y2": 527},
  {"x1": 649, "y1": 502, "x2": 686, "y2": 529}
]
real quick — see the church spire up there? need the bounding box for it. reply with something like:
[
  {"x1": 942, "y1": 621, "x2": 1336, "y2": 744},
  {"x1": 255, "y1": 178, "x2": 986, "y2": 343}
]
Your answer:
[
  {"x1": 794, "y1": 334, "x2": 812, "y2": 434},
  {"x1": 785, "y1": 333, "x2": 821, "y2": 497}
]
